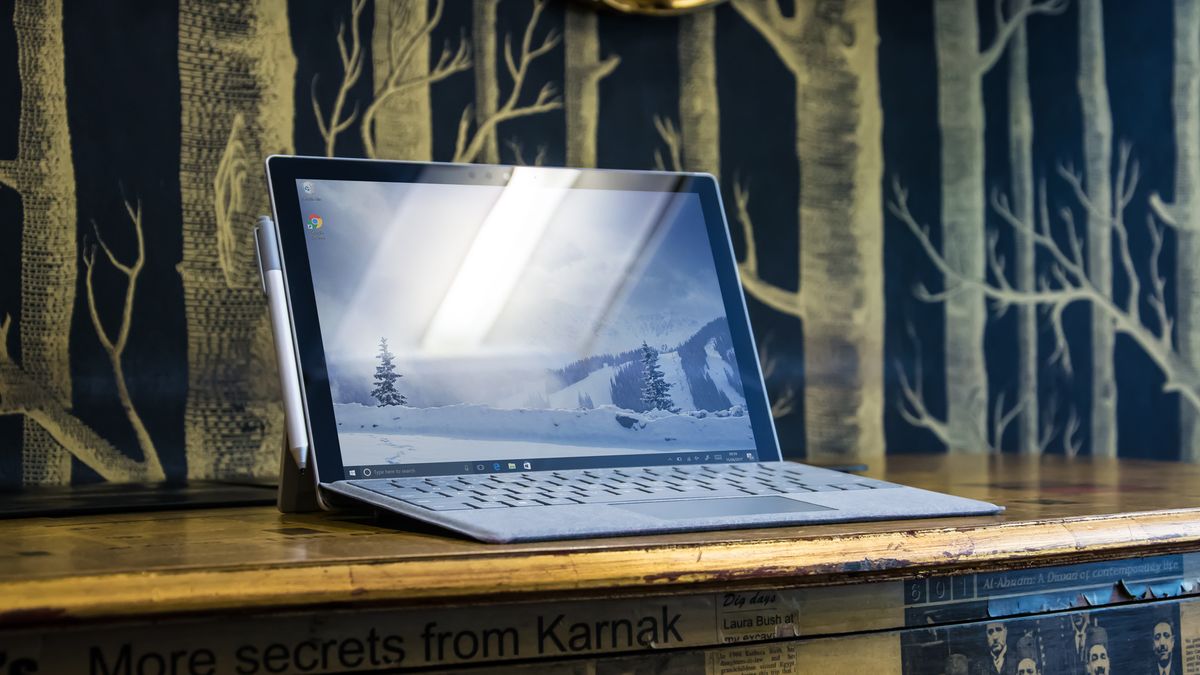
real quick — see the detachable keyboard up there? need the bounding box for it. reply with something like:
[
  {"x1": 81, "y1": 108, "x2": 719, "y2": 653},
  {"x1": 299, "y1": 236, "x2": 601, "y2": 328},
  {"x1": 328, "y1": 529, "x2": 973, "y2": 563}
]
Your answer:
[{"x1": 348, "y1": 463, "x2": 898, "y2": 512}]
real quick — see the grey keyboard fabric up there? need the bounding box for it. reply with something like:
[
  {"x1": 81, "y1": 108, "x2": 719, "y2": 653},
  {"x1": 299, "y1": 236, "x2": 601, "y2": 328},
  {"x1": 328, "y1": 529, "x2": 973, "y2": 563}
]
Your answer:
[{"x1": 348, "y1": 463, "x2": 898, "y2": 512}]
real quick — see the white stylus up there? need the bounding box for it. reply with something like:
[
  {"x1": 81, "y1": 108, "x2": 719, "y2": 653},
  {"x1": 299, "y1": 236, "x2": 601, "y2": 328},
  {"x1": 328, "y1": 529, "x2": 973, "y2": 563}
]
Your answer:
[{"x1": 255, "y1": 216, "x2": 309, "y2": 472}]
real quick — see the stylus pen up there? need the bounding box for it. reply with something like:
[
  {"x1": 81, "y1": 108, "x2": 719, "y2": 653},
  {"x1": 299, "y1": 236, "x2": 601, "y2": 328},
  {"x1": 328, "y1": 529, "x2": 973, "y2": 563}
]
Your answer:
[{"x1": 255, "y1": 215, "x2": 309, "y2": 472}]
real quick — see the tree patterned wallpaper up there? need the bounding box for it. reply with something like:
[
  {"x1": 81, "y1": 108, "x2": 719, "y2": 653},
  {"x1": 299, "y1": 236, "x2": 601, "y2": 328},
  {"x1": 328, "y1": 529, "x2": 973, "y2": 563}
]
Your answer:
[{"x1": 0, "y1": 0, "x2": 1195, "y2": 488}]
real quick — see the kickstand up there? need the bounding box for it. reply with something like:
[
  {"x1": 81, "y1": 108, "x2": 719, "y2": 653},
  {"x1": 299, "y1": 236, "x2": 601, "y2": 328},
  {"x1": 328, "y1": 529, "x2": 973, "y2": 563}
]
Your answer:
[{"x1": 276, "y1": 434, "x2": 322, "y2": 513}]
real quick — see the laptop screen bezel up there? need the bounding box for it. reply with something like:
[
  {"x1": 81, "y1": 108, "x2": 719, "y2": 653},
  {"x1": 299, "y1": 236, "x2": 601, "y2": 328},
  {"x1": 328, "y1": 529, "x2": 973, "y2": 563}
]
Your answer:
[{"x1": 265, "y1": 155, "x2": 782, "y2": 483}]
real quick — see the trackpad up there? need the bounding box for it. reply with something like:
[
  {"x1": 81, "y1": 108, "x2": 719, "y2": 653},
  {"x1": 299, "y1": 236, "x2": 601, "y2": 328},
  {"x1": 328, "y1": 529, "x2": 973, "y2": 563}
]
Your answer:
[{"x1": 617, "y1": 496, "x2": 832, "y2": 520}]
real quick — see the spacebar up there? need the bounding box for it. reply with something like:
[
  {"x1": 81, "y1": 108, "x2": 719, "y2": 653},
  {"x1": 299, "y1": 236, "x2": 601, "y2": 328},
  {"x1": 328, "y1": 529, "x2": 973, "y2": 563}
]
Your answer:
[{"x1": 572, "y1": 488, "x2": 746, "y2": 503}]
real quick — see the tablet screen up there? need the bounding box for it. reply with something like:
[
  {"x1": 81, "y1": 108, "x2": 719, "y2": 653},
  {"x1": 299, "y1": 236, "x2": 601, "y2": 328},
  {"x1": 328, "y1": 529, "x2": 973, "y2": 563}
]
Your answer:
[{"x1": 295, "y1": 168, "x2": 762, "y2": 478}]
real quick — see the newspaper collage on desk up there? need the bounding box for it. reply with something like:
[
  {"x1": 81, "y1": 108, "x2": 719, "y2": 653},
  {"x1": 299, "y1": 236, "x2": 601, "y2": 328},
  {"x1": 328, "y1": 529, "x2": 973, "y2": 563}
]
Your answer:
[{"x1": 2, "y1": 553, "x2": 1199, "y2": 673}]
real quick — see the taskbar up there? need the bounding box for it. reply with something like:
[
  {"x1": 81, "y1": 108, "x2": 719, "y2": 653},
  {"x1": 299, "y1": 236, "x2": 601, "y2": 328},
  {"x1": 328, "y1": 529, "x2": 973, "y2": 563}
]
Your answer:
[{"x1": 343, "y1": 449, "x2": 759, "y2": 480}]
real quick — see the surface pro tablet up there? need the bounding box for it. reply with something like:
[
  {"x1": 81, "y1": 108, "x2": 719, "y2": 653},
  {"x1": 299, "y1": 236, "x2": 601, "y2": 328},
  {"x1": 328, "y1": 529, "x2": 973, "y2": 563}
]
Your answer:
[{"x1": 261, "y1": 156, "x2": 1001, "y2": 543}]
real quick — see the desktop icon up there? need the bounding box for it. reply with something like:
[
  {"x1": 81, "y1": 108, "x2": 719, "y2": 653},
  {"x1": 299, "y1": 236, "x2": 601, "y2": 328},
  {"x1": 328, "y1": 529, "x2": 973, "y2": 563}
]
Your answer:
[
  {"x1": 302, "y1": 181, "x2": 315, "y2": 195},
  {"x1": 306, "y1": 213, "x2": 323, "y2": 230},
  {"x1": 522, "y1": 461, "x2": 532, "y2": 470}
]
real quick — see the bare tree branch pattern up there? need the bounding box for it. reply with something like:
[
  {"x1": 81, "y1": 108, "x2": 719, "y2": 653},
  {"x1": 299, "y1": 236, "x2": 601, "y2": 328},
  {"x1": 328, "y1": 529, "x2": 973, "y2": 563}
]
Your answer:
[
  {"x1": 506, "y1": 139, "x2": 547, "y2": 167},
  {"x1": 652, "y1": 116, "x2": 683, "y2": 173},
  {"x1": 891, "y1": 157, "x2": 1200, "y2": 416},
  {"x1": 362, "y1": 0, "x2": 470, "y2": 160},
  {"x1": 730, "y1": 179, "x2": 805, "y2": 319},
  {"x1": 312, "y1": 0, "x2": 366, "y2": 158},
  {"x1": 82, "y1": 198, "x2": 165, "y2": 480},
  {"x1": 454, "y1": 0, "x2": 562, "y2": 164},
  {"x1": 12, "y1": 0, "x2": 1200, "y2": 486},
  {"x1": 893, "y1": 0, "x2": 1066, "y2": 453},
  {"x1": 977, "y1": 0, "x2": 1068, "y2": 74}
]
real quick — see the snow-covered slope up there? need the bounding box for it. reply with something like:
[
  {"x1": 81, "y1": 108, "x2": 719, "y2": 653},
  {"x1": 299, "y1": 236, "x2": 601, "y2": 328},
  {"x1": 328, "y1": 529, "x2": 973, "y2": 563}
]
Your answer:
[
  {"x1": 547, "y1": 365, "x2": 617, "y2": 409},
  {"x1": 334, "y1": 402, "x2": 755, "y2": 464},
  {"x1": 543, "y1": 317, "x2": 746, "y2": 413},
  {"x1": 656, "y1": 351, "x2": 695, "y2": 411},
  {"x1": 704, "y1": 338, "x2": 745, "y2": 407}
]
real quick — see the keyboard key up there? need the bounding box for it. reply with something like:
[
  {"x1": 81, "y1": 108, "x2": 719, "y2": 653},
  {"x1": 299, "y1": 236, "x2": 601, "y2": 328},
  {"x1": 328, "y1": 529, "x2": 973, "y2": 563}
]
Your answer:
[
  {"x1": 569, "y1": 494, "x2": 623, "y2": 504},
  {"x1": 416, "y1": 501, "x2": 477, "y2": 511},
  {"x1": 499, "y1": 499, "x2": 540, "y2": 507},
  {"x1": 508, "y1": 492, "x2": 548, "y2": 500},
  {"x1": 737, "y1": 487, "x2": 782, "y2": 495},
  {"x1": 405, "y1": 497, "x2": 456, "y2": 506}
]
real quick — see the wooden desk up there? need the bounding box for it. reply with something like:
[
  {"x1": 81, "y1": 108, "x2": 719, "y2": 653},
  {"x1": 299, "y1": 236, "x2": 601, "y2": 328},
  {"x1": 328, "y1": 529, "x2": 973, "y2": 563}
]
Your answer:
[{"x1": 1, "y1": 455, "x2": 1198, "y2": 674}]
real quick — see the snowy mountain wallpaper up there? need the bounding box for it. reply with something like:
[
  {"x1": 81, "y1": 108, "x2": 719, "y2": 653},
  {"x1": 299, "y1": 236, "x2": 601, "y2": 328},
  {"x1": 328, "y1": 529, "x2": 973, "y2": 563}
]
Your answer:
[
  {"x1": 2, "y1": 0, "x2": 1200, "y2": 488},
  {"x1": 302, "y1": 178, "x2": 753, "y2": 465}
]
